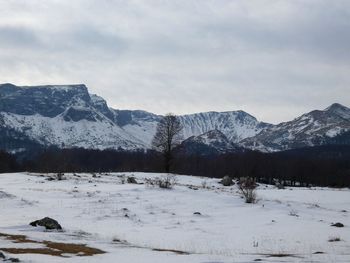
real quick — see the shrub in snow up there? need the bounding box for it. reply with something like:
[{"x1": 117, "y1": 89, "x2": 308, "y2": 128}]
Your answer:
[
  {"x1": 127, "y1": 176, "x2": 137, "y2": 184},
  {"x1": 159, "y1": 174, "x2": 177, "y2": 189},
  {"x1": 120, "y1": 176, "x2": 126, "y2": 184},
  {"x1": 56, "y1": 173, "x2": 65, "y2": 181},
  {"x1": 145, "y1": 174, "x2": 177, "y2": 189},
  {"x1": 238, "y1": 177, "x2": 257, "y2": 203},
  {"x1": 275, "y1": 182, "x2": 285, "y2": 189},
  {"x1": 220, "y1": 175, "x2": 234, "y2": 186},
  {"x1": 288, "y1": 210, "x2": 299, "y2": 217}
]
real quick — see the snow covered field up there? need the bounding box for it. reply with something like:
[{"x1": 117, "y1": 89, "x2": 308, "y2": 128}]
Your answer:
[{"x1": 0, "y1": 172, "x2": 349, "y2": 262}]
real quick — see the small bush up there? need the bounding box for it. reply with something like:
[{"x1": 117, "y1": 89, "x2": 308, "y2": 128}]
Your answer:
[
  {"x1": 145, "y1": 174, "x2": 177, "y2": 189},
  {"x1": 56, "y1": 173, "x2": 65, "y2": 181},
  {"x1": 238, "y1": 177, "x2": 257, "y2": 203},
  {"x1": 288, "y1": 210, "x2": 299, "y2": 217},
  {"x1": 220, "y1": 175, "x2": 234, "y2": 186},
  {"x1": 127, "y1": 176, "x2": 137, "y2": 184}
]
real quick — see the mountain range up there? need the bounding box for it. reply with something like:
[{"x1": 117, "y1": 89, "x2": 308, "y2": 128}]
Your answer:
[{"x1": 1, "y1": 83, "x2": 349, "y2": 155}]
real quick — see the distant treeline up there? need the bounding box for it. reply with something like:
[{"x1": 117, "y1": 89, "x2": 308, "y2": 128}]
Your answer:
[{"x1": 1, "y1": 145, "x2": 350, "y2": 187}]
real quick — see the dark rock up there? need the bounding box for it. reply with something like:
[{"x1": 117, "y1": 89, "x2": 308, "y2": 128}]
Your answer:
[
  {"x1": 193, "y1": 212, "x2": 201, "y2": 215},
  {"x1": 127, "y1": 177, "x2": 137, "y2": 184},
  {"x1": 8, "y1": 258, "x2": 20, "y2": 262},
  {"x1": 30, "y1": 217, "x2": 62, "y2": 230},
  {"x1": 0, "y1": 252, "x2": 5, "y2": 259},
  {"x1": 56, "y1": 173, "x2": 64, "y2": 180},
  {"x1": 331, "y1": 222, "x2": 344, "y2": 227},
  {"x1": 220, "y1": 176, "x2": 233, "y2": 186}
]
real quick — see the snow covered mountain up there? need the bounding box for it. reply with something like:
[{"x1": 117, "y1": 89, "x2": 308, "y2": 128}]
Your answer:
[
  {"x1": 1, "y1": 83, "x2": 349, "y2": 154},
  {"x1": 0, "y1": 83, "x2": 145, "y2": 152},
  {"x1": 179, "y1": 111, "x2": 271, "y2": 143},
  {"x1": 179, "y1": 130, "x2": 243, "y2": 155},
  {"x1": 113, "y1": 110, "x2": 271, "y2": 147},
  {"x1": 0, "y1": 83, "x2": 269, "y2": 153},
  {"x1": 242, "y1": 103, "x2": 350, "y2": 152}
]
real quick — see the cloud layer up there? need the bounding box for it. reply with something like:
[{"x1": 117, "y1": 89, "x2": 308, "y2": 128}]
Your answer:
[{"x1": 0, "y1": 0, "x2": 349, "y2": 123}]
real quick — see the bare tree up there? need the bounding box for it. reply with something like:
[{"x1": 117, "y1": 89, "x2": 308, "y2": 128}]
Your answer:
[
  {"x1": 238, "y1": 177, "x2": 257, "y2": 203},
  {"x1": 152, "y1": 113, "x2": 183, "y2": 173}
]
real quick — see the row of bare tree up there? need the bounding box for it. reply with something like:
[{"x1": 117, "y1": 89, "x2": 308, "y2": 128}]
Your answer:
[{"x1": 2, "y1": 113, "x2": 350, "y2": 187}]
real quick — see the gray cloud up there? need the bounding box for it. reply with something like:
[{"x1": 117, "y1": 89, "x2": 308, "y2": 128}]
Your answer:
[
  {"x1": 0, "y1": 25, "x2": 40, "y2": 48},
  {"x1": 0, "y1": 0, "x2": 349, "y2": 123}
]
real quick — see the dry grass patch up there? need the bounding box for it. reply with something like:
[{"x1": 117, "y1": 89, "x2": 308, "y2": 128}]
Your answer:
[{"x1": 0, "y1": 232, "x2": 105, "y2": 257}]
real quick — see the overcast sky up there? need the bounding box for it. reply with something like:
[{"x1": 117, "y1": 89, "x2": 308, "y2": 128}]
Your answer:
[{"x1": 0, "y1": 0, "x2": 349, "y2": 123}]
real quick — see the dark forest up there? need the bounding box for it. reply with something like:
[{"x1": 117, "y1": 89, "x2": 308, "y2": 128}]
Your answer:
[{"x1": 1, "y1": 145, "x2": 350, "y2": 187}]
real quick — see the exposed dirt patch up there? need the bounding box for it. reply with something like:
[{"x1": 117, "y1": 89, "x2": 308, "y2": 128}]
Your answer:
[
  {"x1": 247, "y1": 252, "x2": 302, "y2": 259},
  {"x1": 313, "y1": 251, "x2": 325, "y2": 254},
  {"x1": 264, "y1": 253, "x2": 300, "y2": 258},
  {"x1": 152, "y1": 248, "x2": 190, "y2": 255},
  {"x1": 44, "y1": 241, "x2": 104, "y2": 256},
  {"x1": 0, "y1": 233, "x2": 36, "y2": 244},
  {"x1": 0, "y1": 232, "x2": 105, "y2": 257}
]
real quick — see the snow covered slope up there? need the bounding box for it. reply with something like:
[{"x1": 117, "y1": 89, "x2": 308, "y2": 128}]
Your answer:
[
  {"x1": 112, "y1": 109, "x2": 161, "y2": 147},
  {"x1": 179, "y1": 111, "x2": 271, "y2": 143},
  {"x1": 242, "y1": 103, "x2": 350, "y2": 152},
  {"x1": 0, "y1": 83, "x2": 145, "y2": 151},
  {"x1": 179, "y1": 129, "x2": 242, "y2": 155},
  {"x1": 113, "y1": 110, "x2": 271, "y2": 147},
  {"x1": 0, "y1": 111, "x2": 144, "y2": 150},
  {"x1": 0, "y1": 172, "x2": 349, "y2": 262}
]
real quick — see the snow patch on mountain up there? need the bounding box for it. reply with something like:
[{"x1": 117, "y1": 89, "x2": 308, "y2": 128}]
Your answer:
[
  {"x1": 242, "y1": 103, "x2": 350, "y2": 152},
  {"x1": 0, "y1": 112, "x2": 144, "y2": 150},
  {"x1": 179, "y1": 111, "x2": 271, "y2": 143}
]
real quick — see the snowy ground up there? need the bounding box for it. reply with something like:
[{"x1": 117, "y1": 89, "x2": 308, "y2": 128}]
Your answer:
[{"x1": 0, "y1": 172, "x2": 349, "y2": 262}]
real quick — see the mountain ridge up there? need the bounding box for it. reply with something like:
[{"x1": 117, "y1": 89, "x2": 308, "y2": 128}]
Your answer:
[{"x1": 0, "y1": 83, "x2": 349, "y2": 154}]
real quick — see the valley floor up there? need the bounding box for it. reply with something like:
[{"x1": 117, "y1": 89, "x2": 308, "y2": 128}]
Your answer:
[{"x1": 0, "y1": 172, "x2": 349, "y2": 262}]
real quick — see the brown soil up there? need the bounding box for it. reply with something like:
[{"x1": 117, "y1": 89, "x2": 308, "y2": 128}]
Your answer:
[{"x1": 0, "y1": 232, "x2": 105, "y2": 257}]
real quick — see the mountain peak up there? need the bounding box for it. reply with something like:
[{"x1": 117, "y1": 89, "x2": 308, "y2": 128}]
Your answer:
[
  {"x1": 325, "y1": 103, "x2": 349, "y2": 111},
  {"x1": 324, "y1": 103, "x2": 350, "y2": 120}
]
